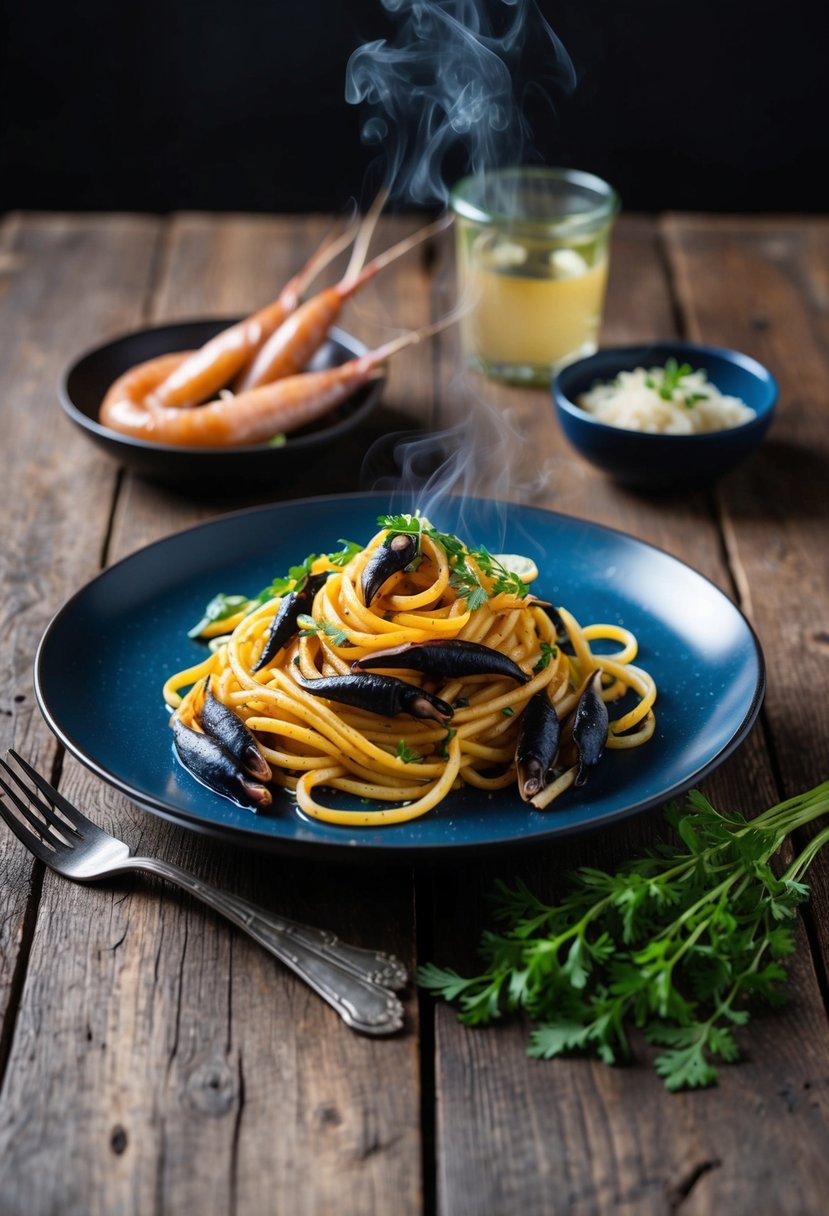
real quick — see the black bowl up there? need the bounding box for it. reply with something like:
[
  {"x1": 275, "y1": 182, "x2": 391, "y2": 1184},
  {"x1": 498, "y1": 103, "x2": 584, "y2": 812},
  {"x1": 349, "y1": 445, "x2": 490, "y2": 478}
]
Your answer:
[{"x1": 59, "y1": 319, "x2": 385, "y2": 486}]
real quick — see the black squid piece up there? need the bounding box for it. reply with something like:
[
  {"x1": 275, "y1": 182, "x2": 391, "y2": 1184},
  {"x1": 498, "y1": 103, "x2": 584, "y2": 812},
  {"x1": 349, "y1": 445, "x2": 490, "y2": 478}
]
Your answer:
[
  {"x1": 171, "y1": 678, "x2": 272, "y2": 811},
  {"x1": 514, "y1": 669, "x2": 609, "y2": 804},
  {"x1": 252, "y1": 570, "x2": 331, "y2": 673},
  {"x1": 543, "y1": 604, "x2": 576, "y2": 654},
  {"x1": 515, "y1": 691, "x2": 561, "y2": 802},
  {"x1": 570, "y1": 669, "x2": 609, "y2": 787},
  {"x1": 351, "y1": 639, "x2": 530, "y2": 684},
  {"x1": 361, "y1": 534, "x2": 418, "y2": 605},
  {"x1": 295, "y1": 671, "x2": 453, "y2": 723}
]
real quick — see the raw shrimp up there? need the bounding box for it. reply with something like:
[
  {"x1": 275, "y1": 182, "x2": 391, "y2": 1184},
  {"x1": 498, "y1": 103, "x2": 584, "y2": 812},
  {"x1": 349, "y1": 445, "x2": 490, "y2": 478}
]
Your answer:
[
  {"x1": 233, "y1": 213, "x2": 451, "y2": 393},
  {"x1": 99, "y1": 322, "x2": 446, "y2": 449}
]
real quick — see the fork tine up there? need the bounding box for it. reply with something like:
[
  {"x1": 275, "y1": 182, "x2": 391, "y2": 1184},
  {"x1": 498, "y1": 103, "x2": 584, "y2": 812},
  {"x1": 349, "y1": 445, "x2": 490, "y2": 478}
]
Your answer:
[
  {"x1": 0, "y1": 771, "x2": 70, "y2": 852},
  {"x1": 0, "y1": 757, "x2": 78, "y2": 839},
  {"x1": 0, "y1": 794, "x2": 58, "y2": 861},
  {"x1": 6, "y1": 750, "x2": 85, "y2": 833}
]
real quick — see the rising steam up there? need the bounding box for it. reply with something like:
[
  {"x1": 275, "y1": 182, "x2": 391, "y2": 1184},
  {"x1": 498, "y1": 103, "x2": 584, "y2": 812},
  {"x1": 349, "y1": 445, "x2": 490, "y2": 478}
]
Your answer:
[
  {"x1": 346, "y1": 0, "x2": 575, "y2": 206},
  {"x1": 364, "y1": 408, "x2": 560, "y2": 557},
  {"x1": 349, "y1": 1, "x2": 575, "y2": 527}
]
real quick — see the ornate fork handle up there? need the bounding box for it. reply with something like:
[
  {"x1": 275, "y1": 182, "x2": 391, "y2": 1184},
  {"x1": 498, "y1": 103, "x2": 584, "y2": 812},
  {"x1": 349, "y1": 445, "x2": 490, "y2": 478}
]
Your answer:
[
  {"x1": 265, "y1": 916, "x2": 407, "y2": 989},
  {"x1": 129, "y1": 855, "x2": 405, "y2": 1035}
]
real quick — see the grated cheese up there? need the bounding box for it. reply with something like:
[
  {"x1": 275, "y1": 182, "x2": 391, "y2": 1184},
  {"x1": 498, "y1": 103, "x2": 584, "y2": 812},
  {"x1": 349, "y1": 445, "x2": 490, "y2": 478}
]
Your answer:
[{"x1": 576, "y1": 364, "x2": 756, "y2": 435}]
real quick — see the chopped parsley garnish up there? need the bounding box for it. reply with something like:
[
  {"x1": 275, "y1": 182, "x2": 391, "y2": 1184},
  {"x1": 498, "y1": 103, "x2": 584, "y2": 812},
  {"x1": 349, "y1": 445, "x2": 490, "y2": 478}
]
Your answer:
[
  {"x1": 438, "y1": 727, "x2": 457, "y2": 760},
  {"x1": 645, "y1": 358, "x2": 711, "y2": 409},
  {"x1": 376, "y1": 513, "x2": 530, "y2": 611},
  {"x1": 296, "y1": 615, "x2": 350, "y2": 646},
  {"x1": 396, "y1": 740, "x2": 424, "y2": 764},
  {"x1": 533, "y1": 642, "x2": 558, "y2": 673}
]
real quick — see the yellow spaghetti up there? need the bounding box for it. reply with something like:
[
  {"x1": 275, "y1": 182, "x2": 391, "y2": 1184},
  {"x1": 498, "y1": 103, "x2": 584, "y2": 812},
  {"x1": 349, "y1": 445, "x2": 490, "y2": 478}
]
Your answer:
[{"x1": 163, "y1": 519, "x2": 656, "y2": 825}]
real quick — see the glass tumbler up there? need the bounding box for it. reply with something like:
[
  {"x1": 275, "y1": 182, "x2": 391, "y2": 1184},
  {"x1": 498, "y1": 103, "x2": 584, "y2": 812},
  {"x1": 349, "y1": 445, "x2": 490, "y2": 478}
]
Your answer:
[{"x1": 450, "y1": 167, "x2": 620, "y2": 386}]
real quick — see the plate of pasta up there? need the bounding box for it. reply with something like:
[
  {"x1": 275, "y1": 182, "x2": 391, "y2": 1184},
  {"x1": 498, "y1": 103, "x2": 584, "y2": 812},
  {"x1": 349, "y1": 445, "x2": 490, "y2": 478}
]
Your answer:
[{"x1": 33, "y1": 493, "x2": 765, "y2": 859}]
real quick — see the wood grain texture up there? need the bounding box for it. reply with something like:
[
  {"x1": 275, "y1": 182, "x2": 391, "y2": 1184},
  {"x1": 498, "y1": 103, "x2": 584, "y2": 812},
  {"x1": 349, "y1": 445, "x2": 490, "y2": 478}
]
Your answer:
[
  {"x1": 0, "y1": 213, "x2": 161, "y2": 1066},
  {"x1": 1, "y1": 211, "x2": 828, "y2": 1216},
  {"x1": 428, "y1": 215, "x2": 829, "y2": 1216},
  {"x1": 0, "y1": 215, "x2": 427, "y2": 1216},
  {"x1": 4, "y1": 216, "x2": 432, "y2": 1216},
  {"x1": 665, "y1": 211, "x2": 829, "y2": 1068}
]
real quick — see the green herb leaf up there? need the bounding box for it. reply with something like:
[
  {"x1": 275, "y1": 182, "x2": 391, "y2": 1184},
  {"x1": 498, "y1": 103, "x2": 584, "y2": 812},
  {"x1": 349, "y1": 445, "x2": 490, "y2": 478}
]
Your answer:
[
  {"x1": 188, "y1": 593, "x2": 251, "y2": 639},
  {"x1": 653, "y1": 1037, "x2": 719, "y2": 1091},
  {"x1": 658, "y1": 357, "x2": 695, "y2": 400},
  {"x1": 376, "y1": 515, "x2": 531, "y2": 611},
  {"x1": 439, "y1": 727, "x2": 457, "y2": 760},
  {"x1": 449, "y1": 567, "x2": 488, "y2": 611},
  {"x1": 191, "y1": 539, "x2": 361, "y2": 641},
  {"x1": 419, "y1": 779, "x2": 829, "y2": 1091},
  {"x1": 377, "y1": 512, "x2": 422, "y2": 535},
  {"x1": 533, "y1": 641, "x2": 558, "y2": 673},
  {"x1": 328, "y1": 539, "x2": 363, "y2": 567},
  {"x1": 296, "y1": 615, "x2": 350, "y2": 646},
  {"x1": 396, "y1": 739, "x2": 424, "y2": 764},
  {"x1": 474, "y1": 546, "x2": 530, "y2": 600}
]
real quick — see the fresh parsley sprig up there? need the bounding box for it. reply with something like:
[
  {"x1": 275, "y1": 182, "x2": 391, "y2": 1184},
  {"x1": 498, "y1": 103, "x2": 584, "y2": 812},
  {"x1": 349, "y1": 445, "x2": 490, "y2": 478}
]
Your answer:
[
  {"x1": 473, "y1": 546, "x2": 530, "y2": 600},
  {"x1": 376, "y1": 513, "x2": 426, "y2": 544},
  {"x1": 419, "y1": 780, "x2": 829, "y2": 1090}
]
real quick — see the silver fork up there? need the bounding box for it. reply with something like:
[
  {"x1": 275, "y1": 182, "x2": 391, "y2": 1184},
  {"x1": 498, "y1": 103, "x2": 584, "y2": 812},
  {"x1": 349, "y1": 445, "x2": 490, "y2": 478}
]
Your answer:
[{"x1": 0, "y1": 750, "x2": 406, "y2": 1035}]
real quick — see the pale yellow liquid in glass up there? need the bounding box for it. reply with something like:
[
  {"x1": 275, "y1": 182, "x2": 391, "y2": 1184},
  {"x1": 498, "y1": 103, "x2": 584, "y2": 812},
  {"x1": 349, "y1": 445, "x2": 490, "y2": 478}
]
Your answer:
[{"x1": 462, "y1": 258, "x2": 609, "y2": 368}]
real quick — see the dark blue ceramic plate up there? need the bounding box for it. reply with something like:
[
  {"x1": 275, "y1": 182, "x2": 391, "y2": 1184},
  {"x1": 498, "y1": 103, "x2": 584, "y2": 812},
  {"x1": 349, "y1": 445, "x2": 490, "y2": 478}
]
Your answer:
[{"x1": 34, "y1": 493, "x2": 765, "y2": 860}]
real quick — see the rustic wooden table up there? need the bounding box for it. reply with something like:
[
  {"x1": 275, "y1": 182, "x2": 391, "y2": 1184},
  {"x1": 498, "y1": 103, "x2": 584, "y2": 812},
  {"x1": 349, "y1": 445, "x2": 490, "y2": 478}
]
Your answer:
[{"x1": 0, "y1": 211, "x2": 828, "y2": 1215}]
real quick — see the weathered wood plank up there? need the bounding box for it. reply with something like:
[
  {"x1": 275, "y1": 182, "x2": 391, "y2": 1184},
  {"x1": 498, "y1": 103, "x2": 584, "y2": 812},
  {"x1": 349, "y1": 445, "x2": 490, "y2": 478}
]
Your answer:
[
  {"x1": 2, "y1": 209, "x2": 828, "y2": 1216},
  {"x1": 428, "y1": 214, "x2": 829, "y2": 1216},
  {"x1": 665, "y1": 210, "x2": 829, "y2": 1028},
  {"x1": 119, "y1": 213, "x2": 431, "y2": 1216},
  {"x1": 433, "y1": 946, "x2": 827, "y2": 1216},
  {"x1": 665, "y1": 213, "x2": 829, "y2": 790},
  {"x1": 0, "y1": 213, "x2": 161, "y2": 1070},
  {"x1": 0, "y1": 215, "x2": 431, "y2": 1216}
]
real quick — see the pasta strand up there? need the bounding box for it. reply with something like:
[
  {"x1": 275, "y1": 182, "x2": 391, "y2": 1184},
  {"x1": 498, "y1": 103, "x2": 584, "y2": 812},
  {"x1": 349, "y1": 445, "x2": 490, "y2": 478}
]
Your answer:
[{"x1": 164, "y1": 524, "x2": 657, "y2": 824}]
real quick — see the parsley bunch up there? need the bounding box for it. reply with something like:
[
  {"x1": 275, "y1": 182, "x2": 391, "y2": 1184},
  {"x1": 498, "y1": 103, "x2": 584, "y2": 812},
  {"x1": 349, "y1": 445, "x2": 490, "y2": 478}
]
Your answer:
[
  {"x1": 376, "y1": 513, "x2": 529, "y2": 609},
  {"x1": 419, "y1": 780, "x2": 829, "y2": 1090}
]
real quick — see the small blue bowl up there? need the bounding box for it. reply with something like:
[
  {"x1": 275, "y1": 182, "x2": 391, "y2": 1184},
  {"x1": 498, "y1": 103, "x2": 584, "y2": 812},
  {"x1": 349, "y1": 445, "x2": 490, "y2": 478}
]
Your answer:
[{"x1": 552, "y1": 341, "x2": 778, "y2": 490}]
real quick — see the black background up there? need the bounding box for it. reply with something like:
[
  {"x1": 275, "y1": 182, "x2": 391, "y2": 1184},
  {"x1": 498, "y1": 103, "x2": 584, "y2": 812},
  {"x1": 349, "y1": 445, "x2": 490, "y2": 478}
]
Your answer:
[{"x1": 2, "y1": 0, "x2": 827, "y2": 215}]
